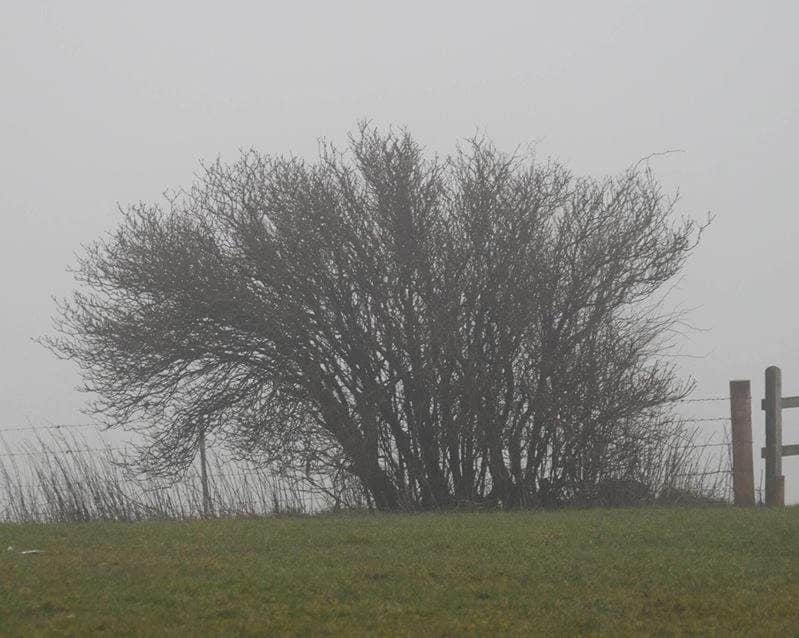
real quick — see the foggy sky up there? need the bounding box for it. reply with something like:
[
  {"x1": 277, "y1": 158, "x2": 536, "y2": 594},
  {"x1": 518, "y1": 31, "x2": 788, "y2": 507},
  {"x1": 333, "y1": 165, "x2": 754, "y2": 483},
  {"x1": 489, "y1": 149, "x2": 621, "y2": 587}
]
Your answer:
[{"x1": 2, "y1": 1, "x2": 798, "y2": 500}]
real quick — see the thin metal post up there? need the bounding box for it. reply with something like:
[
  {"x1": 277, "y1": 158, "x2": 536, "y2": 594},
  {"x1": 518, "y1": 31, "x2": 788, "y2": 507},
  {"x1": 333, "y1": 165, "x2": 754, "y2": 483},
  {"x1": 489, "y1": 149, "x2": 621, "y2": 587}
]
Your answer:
[
  {"x1": 199, "y1": 428, "x2": 211, "y2": 517},
  {"x1": 729, "y1": 380, "x2": 755, "y2": 506},
  {"x1": 764, "y1": 366, "x2": 784, "y2": 506}
]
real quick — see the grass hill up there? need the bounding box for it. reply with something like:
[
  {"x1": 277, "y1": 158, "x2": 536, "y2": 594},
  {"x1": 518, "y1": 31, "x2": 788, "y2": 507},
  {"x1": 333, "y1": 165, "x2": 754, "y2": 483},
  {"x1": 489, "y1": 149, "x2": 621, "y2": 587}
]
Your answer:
[{"x1": 1, "y1": 507, "x2": 798, "y2": 636}]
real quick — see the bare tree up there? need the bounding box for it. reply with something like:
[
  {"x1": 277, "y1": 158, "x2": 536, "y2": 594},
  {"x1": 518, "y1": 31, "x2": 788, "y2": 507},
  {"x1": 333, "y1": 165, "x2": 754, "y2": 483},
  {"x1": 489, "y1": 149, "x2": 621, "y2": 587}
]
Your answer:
[{"x1": 46, "y1": 125, "x2": 705, "y2": 510}]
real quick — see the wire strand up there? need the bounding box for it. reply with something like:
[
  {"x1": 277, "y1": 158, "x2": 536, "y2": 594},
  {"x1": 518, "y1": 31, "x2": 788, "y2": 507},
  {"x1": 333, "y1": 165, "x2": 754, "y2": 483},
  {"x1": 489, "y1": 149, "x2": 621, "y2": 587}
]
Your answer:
[
  {"x1": 0, "y1": 447, "x2": 128, "y2": 458},
  {"x1": 0, "y1": 424, "x2": 99, "y2": 433}
]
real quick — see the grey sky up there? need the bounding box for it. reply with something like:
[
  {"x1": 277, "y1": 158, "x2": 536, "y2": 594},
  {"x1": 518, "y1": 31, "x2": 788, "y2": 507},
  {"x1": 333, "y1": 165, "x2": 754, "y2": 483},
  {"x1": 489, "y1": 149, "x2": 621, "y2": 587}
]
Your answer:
[{"x1": 2, "y1": 1, "x2": 798, "y2": 499}]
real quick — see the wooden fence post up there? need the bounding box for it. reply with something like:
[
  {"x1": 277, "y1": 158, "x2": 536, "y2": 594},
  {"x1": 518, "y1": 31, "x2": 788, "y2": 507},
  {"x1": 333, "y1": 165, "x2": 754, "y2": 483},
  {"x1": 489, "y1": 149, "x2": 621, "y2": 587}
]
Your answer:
[
  {"x1": 729, "y1": 380, "x2": 755, "y2": 506},
  {"x1": 764, "y1": 366, "x2": 785, "y2": 506},
  {"x1": 199, "y1": 428, "x2": 212, "y2": 517}
]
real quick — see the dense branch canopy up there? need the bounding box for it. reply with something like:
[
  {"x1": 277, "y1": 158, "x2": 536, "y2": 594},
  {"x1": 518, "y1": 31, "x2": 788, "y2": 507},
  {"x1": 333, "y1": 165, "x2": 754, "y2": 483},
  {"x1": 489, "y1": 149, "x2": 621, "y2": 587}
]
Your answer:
[{"x1": 48, "y1": 126, "x2": 703, "y2": 510}]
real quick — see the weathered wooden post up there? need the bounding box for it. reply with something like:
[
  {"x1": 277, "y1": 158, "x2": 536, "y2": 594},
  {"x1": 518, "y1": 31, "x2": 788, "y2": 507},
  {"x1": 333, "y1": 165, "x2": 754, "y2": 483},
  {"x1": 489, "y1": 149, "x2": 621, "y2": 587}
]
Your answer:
[
  {"x1": 764, "y1": 366, "x2": 785, "y2": 506},
  {"x1": 729, "y1": 380, "x2": 755, "y2": 506},
  {"x1": 199, "y1": 428, "x2": 212, "y2": 517}
]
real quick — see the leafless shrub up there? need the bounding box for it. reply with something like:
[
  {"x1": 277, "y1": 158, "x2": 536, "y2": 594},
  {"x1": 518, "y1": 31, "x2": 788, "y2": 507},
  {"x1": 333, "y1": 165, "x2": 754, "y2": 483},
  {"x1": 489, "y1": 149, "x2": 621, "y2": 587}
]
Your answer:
[{"x1": 45, "y1": 124, "x2": 709, "y2": 511}]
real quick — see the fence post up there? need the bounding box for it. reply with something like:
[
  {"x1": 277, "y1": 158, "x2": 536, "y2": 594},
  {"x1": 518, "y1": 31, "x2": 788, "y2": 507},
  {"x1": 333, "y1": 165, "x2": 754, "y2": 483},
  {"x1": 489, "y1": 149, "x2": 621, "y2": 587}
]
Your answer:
[
  {"x1": 764, "y1": 366, "x2": 785, "y2": 506},
  {"x1": 729, "y1": 380, "x2": 755, "y2": 506},
  {"x1": 199, "y1": 428, "x2": 212, "y2": 517}
]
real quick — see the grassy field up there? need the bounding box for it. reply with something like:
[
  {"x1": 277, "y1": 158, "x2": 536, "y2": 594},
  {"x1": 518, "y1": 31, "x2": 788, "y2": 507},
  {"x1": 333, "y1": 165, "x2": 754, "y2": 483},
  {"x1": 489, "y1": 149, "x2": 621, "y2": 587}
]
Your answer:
[{"x1": 1, "y1": 507, "x2": 798, "y2": 636}]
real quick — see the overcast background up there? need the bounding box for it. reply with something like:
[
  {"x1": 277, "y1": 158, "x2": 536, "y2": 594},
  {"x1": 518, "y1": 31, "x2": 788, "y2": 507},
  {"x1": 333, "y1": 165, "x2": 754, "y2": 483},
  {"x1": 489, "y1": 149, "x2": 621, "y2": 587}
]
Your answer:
[{"x1": 1, "y1": 1, "x2": 797, "y2": 501}]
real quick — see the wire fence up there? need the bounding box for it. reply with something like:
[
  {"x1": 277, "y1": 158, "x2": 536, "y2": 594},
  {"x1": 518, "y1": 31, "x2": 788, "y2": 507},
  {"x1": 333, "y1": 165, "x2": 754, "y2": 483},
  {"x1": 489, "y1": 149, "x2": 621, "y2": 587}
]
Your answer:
[{"x1": 0, "y1": 393, "x2": 747, "y2": 521}]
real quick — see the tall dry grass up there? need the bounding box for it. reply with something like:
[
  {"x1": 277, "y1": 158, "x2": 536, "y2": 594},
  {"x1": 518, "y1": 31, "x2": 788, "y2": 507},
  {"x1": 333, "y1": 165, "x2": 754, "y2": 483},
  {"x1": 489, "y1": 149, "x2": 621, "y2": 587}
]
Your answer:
[
  {"x1": 0, "y1": 433, "x2": 341, "y2": 523},
  {"x1": 636, "y1": 420, "x2": 735, "y2": 504}
]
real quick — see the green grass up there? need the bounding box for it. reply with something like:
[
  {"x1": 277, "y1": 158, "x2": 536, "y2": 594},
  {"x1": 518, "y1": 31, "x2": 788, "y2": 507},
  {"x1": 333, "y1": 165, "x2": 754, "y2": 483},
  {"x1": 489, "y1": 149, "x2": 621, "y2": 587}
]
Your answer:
[{"x1": 1, "y1": 507, "x2": 798, "y2": 636}]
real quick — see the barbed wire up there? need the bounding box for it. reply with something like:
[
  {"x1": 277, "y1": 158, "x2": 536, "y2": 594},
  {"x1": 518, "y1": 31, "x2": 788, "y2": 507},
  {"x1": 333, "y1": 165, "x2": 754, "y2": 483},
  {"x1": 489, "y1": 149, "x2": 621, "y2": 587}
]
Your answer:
[
  {"x1": 672, "y1": 396, "x2": 730, "y2": 404},
  {"x1": 0, "y1": 396, "x2": 734, "y2": 432},
  {"x1": 1, "y1": 470, "x2": 308, "y2": 491},
  {"x1": 0, "y1": 431, "x2": 739, "y2": 456},
  {"x1": 681, "y1": 442, "x2": 732, "y2": 449},
  {"x1": 0, "y1": 447, "x2": 129, "y2": 458},
  {"x1": 0, "y1": 423, "x2": 99, "y2": 434},
  {"x1": 673, "y1": 469, "x2": 730, "y2": 478}
]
